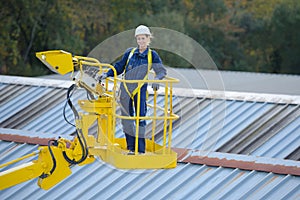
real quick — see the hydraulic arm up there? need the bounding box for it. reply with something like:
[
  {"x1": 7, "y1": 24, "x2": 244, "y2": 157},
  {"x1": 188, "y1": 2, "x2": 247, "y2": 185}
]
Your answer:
[
  {"x1": 0, "y1": 137, "x2": 94, "y2": 190},
  {"x1": 0, "y1": 50, "x2": 179, "y2": 190}
]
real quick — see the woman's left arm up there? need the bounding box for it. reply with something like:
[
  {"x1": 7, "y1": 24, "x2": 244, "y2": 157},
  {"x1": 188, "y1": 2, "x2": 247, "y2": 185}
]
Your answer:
[{"x1": 151, "y1": 50, "x2": 167, "y2": 80}]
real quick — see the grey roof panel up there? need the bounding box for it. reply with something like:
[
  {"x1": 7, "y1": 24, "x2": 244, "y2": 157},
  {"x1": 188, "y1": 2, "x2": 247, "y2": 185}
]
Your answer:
[
  {"x1": 1, "y1": 141, "x2": 299, "y2": 200},
  {"x1": 252, "y1": 118, "x2": 300, "y2": 158},
  {"x1": 0, "y1": 75, "x2": 300, "y2": 199}
]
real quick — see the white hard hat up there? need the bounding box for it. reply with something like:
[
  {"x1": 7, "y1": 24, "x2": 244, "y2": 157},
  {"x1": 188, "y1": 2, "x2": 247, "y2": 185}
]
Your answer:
[{"x1": 135, "y1": 25, "x2": 151, "y2": 37}]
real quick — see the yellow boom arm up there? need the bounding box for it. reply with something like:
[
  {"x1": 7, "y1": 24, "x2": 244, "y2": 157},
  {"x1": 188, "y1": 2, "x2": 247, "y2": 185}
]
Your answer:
[{"x1": 0, "y1": 138, "x2": 94, "y2": 190}]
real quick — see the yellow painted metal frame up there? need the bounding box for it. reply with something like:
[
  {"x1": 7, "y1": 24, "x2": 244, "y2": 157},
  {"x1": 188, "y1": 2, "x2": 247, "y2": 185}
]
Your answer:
[
  {"x1": 36, "y1": 50, "x2": 74, "y2": 75},
  {"x1": 0, "y1": 50, "x2": 180, "y2": 190},
  {"x1": 75, "y1": 56, "x2": 180, "y2": 169},
  {"x1": 36, "y1": 50, "x2": 180, "y2": 169},
  {"x1": 0, "y1": 140, "x2": 95, "y2": 190}
]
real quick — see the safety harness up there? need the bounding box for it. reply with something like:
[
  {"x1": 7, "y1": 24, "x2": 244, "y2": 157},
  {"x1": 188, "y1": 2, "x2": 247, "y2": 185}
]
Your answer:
[{"x1": 123, "y1": 47, "x2": 152, "y2": 99}]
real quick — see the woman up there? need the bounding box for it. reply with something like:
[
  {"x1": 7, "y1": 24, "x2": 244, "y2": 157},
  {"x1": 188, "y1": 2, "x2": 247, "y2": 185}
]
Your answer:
[{"x1": 98, "y1": 25, "x2": 166, "y2": 154}]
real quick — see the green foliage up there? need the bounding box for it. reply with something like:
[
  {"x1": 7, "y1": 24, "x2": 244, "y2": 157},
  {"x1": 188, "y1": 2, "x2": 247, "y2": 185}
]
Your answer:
[
  {"x1": 269, "y1": 0, "x2": 300, "y2": 73},
  {"x1": 0, "y1": 0, "x2": 299, "y2": 76},
  {"x1": 232, "y1": 0, "x2": 300, "y2": 74}
]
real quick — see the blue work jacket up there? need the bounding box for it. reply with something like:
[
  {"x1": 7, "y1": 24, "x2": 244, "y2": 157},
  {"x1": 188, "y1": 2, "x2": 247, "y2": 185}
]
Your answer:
[{"x1": 107, "y1": 47, "x2": 166, "y2": 80}]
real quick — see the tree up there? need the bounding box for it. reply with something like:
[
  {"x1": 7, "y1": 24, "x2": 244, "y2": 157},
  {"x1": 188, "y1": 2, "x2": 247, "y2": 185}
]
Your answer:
[
  {"x1": 183, "y1": 0, "x2": 245, "y2": 70},
  {"x1": 1, "y1": 0, "x2": 299, "y2": 76},
  {"x1": 229, "y1": 0, "x2": 300, "y2": 74},
  {"x1": 269, "y1": 0, "x2": 300, "y2": 74},
  {"x1": 0, "y1": 0, "x2": 110, "y2": 76}
]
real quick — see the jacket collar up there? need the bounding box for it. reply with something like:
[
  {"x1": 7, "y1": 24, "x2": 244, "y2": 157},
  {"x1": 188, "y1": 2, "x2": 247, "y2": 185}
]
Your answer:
[{"x1": 135, "y1": 47, "x2": 149, "y2": 57}]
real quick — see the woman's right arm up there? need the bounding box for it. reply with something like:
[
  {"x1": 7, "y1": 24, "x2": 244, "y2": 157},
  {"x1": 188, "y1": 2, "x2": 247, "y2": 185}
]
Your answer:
[{"x1": 106, "y1": 48, "x2": 133, "y2": 77}]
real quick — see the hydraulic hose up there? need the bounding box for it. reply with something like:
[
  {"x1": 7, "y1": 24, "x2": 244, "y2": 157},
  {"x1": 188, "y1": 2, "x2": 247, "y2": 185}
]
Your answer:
[
  {"x1": 39, "y1": 139, "x2": 57, "y2": 179},
  {"x1": 62, "y1": 84, "x2": 89, "y2": 164}
]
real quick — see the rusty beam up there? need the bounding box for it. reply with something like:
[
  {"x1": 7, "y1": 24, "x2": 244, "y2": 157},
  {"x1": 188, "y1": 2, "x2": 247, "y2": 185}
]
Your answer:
[
  {"x1": 1, "y1": 128, "x2": 299, "y2": 176},
  {"x1": 0, "y1": 128, "x2": 62, "y2": 146},
  {"x1": 173, "y1": 148, "x2": 300, "y2": 176},
  {"x1": 0, "y1": 133, "x2": 52, "y2": 146}
]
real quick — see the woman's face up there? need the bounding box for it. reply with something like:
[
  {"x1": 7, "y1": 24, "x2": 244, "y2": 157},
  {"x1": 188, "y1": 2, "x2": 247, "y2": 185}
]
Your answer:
[{"x1": 136, "y1": 34, "x2": 150, "y2": 50}]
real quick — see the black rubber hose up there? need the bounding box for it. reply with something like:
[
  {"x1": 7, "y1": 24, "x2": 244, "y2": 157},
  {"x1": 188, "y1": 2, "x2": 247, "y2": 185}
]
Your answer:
[
  {"x1": 62, "y1": 84, "x2": 89, "y2": 164},
  {"x1": 39, "y1": 139, "x2": 57, "y2": 179},
  {"x1": 63, "y1": 84, "x2": 77, "y2": 127}
]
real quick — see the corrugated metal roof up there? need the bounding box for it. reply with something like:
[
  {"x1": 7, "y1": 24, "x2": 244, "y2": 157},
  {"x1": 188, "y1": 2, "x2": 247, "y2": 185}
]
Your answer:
[
  {"x1": 1, "y1": 75, "x2": 300, "y2": 199},
  {"x1": 1, "y1": 141, "x2": 299, "y2": 199}
]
